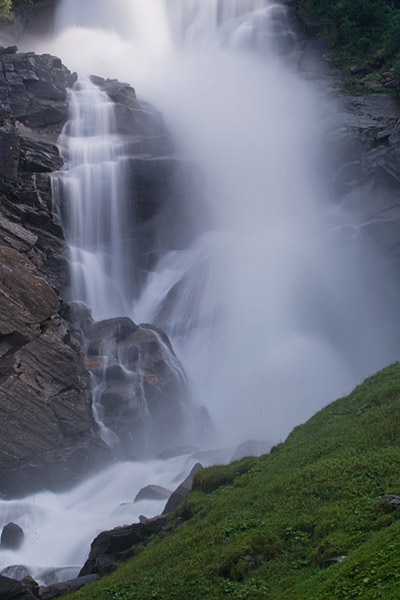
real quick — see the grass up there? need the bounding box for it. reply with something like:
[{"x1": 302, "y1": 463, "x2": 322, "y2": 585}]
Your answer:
[{"x1": 61, "y1": 362, "x2": 400, "y2": 599}]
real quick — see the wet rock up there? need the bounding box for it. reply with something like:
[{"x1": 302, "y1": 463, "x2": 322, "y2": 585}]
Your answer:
[
  {"x1": 1, "y1": 565, "x2": 30, "y2": 580},
  {"x1": 79, "y1": 515, "x2": 168, "y2": 577},
  {"x1": 85, "y1": 317, "x2": 190, "y2": 458},
  {"x1": 21, "y1": 576, "x2": 40, "y2": 599},
  {"x1": 90, "y1": 75, "x2": 137, "y2": 107},
  {"x1": 1, "y1": 522, "x2": 24, "y2": 549},
  {"x1": 0, "y1": 52, "x2": 72, "y2": 134},
  {"x1": 0, "y1": 574, "x2": 37, "y2": 599},
  {"x1": 163, "y1": 463, "x2": 203, "y2": 515},
  {"x1": 40, "y1": 574, "x2": 99, "y2": 600},
  {"x1": 134, "y1": 485, "x2": 171, "y2": 503},
  {"x1": 0, "y1": 249, "x2": 111, "y2": 497},
  {"x1": 0, "y1": 51, "x2": 73, "y2": 289}
]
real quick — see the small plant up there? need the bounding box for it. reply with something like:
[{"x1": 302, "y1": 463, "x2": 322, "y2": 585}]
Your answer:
[{"x1": 0, "y1": 0, "x2": 12, "y2": 19}]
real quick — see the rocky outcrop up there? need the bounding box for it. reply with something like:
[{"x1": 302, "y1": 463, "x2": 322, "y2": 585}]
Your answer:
[
  {"x1": 88, "y1": 76, "x2": 207, "y2": 284},
  {"x1": 134, "y1": 485, "x2": 171, "y2": 503},
  {"x1": 69, "y1": 307, "x2": 191, "y2": 458},
  {"x1": 332, "y1": 93, "x2": 400, "y2": 262},
  {"x1": 0, "y1": 47, "x2": 77, "y2": 289},
  {"x1": 79, "y1": 515, "x2": 170, "y2": 577},
  {"x1": 0, "y1": 574, "x2": 38, "y2": 600},
  {"x1": 162, "y1": 463, "x2": 203, "y2": 515},
  {"x1": 80, "y1": 464, "x2": 203, "y2": 577},
  {"x1": 0, "y1": 49, "x2": 112, "y2": 498},
  {"x1": 288, "y1": 10, "x2": 400, "y2": 270},
  {"x1": 0, "y1": 249, "x2": 111, "y2": 497}
]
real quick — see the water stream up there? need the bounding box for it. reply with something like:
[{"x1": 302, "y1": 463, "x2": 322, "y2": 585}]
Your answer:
[{"x1": 1, "y1": 0, "x2": 400, "y2": 584}]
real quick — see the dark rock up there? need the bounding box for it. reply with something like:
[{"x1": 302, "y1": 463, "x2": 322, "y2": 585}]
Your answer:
[
  {"x1": 90, "y1": 75, "x2": 137, "y2": 107},
  {"x1": 20, "y1": 577, "x2": 40, "y2": 599},
  {"x1": 19, "y1": 137, "x2": 63, "y2": 173},
  {"x1": 134, "y1": 485, "x2": 171, "y2": 503},
  {"x1": 86, "y1": 318, "x2": 138, "y2": 355},
  {"x1": 0, "y1": 46, "x2": 18, "y2": 57},
  {"x1": 0, "y1": 574, "x2": 37, "y2": 599},
  {"x1": 0, "y1": 53, "x2": 73, "y2": 135},
  {"x1": 163, "y1": 463, "x2": 203, "y2": 515},
  {"x1": 84, "y1": 317, "x2": 190, "y2": 458},
  {"x1": 40, "y1": 575, "x2": 98, "y2": 600},
  {"x1": 79, "y1": 515, "x2": 168, "y2": 576},
  {"x1": 0, "y1": 126, "x2": 19, "y2": 180},
  {"x1": 1, "y1": 523, "x2": 24, "y2": 549},
  {"x1": 0, "y1": 249, "x2": 111, "y2": 497}
]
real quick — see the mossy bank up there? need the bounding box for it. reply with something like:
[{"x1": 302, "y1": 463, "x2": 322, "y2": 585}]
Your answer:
[{"x1": 63, "y1": 363, "x2": 400, "y2": 599}]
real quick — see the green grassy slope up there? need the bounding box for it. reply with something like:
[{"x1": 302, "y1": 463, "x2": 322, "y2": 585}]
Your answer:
[{"x1": 66, "y1": 363, "x2": 400, "y2": 599}]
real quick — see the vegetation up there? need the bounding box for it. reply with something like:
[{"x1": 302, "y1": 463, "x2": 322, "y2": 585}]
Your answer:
[
  {"x1": 0, "y1": 0, "x2": 11, "y2": 20},
  {"x1": 301, "y1": 0, "x2": 400, "y2": 92},
  {"x1": 63, "y1": 363, "x2": 400, "y2": 599}
]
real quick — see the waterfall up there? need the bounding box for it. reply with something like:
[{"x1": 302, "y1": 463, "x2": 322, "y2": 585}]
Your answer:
[
  {"x1": 56, "y1": 79, "x2": 131, "y2": 319},
  {"x1": 43, "y1": 0, "x2": 400, "y2": 446},
  {"x1": 2, "y1": 0, "x2": 400, "y2": 584}
]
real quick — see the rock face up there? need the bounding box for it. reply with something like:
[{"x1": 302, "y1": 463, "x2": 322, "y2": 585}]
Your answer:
[
  {"x1": 333, "y1": 93, "x2": 400, "y2": 265},
  {"x1": 0, "y1": 249, "x2": 111, "y2": 497},
  {"x1": 0, "y1": 47, "x2": 76, "y2": 290},
  {"x1": 0, "y1": 50, "x2": 111, "y2": 498},
  {"x1": 288, "y1": 8, "x2": 400, "y2": 273},
  {"x1": 87, "y1": 76, "x2": 207, "y2": 287}
]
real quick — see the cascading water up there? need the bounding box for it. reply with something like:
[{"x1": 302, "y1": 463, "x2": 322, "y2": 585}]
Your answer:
[
  {"x1": 2, "y1": 0, "x2": 400, "y2": 585},
  {"x1": 57, "y1": 79, "x2": 131, "y2": 319}
]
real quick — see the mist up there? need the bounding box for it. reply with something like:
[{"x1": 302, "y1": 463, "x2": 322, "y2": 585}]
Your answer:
[
  {"x1": 2, "y1": 0, "x2": 399, "y2": 583},
  {"x1": 32, "y1": 0, "x2": 400, "y2": 444}
]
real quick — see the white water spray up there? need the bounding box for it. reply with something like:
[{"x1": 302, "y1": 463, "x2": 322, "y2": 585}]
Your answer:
[{"x1": 2, "y1": 0, "x2": 400, "y2": 584}]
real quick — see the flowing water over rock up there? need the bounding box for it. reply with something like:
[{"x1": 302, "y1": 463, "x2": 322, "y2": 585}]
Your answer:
[{"x1": 2, "y1": 0, "x2": 400, "y2": 584}]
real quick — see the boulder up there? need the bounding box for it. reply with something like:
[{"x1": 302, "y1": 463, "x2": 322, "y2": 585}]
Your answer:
[
  {"x1": 1, "y1": 523, "x2": 24, "y2": 549},
  {"x1": 84, "y1": 317, "x2": 191, "y2": 458},
  {"x1": 162, "y1": 463, "x2": 203, "y2": 515},
  {"x1": 0, "y1": 574, "x2": 37, "y2": 600},
  {"x1": 79, "y1": 515, "x2": 168, "y2": 577},
  {"x1": 134, "y1": 485, "x2": 171, "y2": 503}
]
